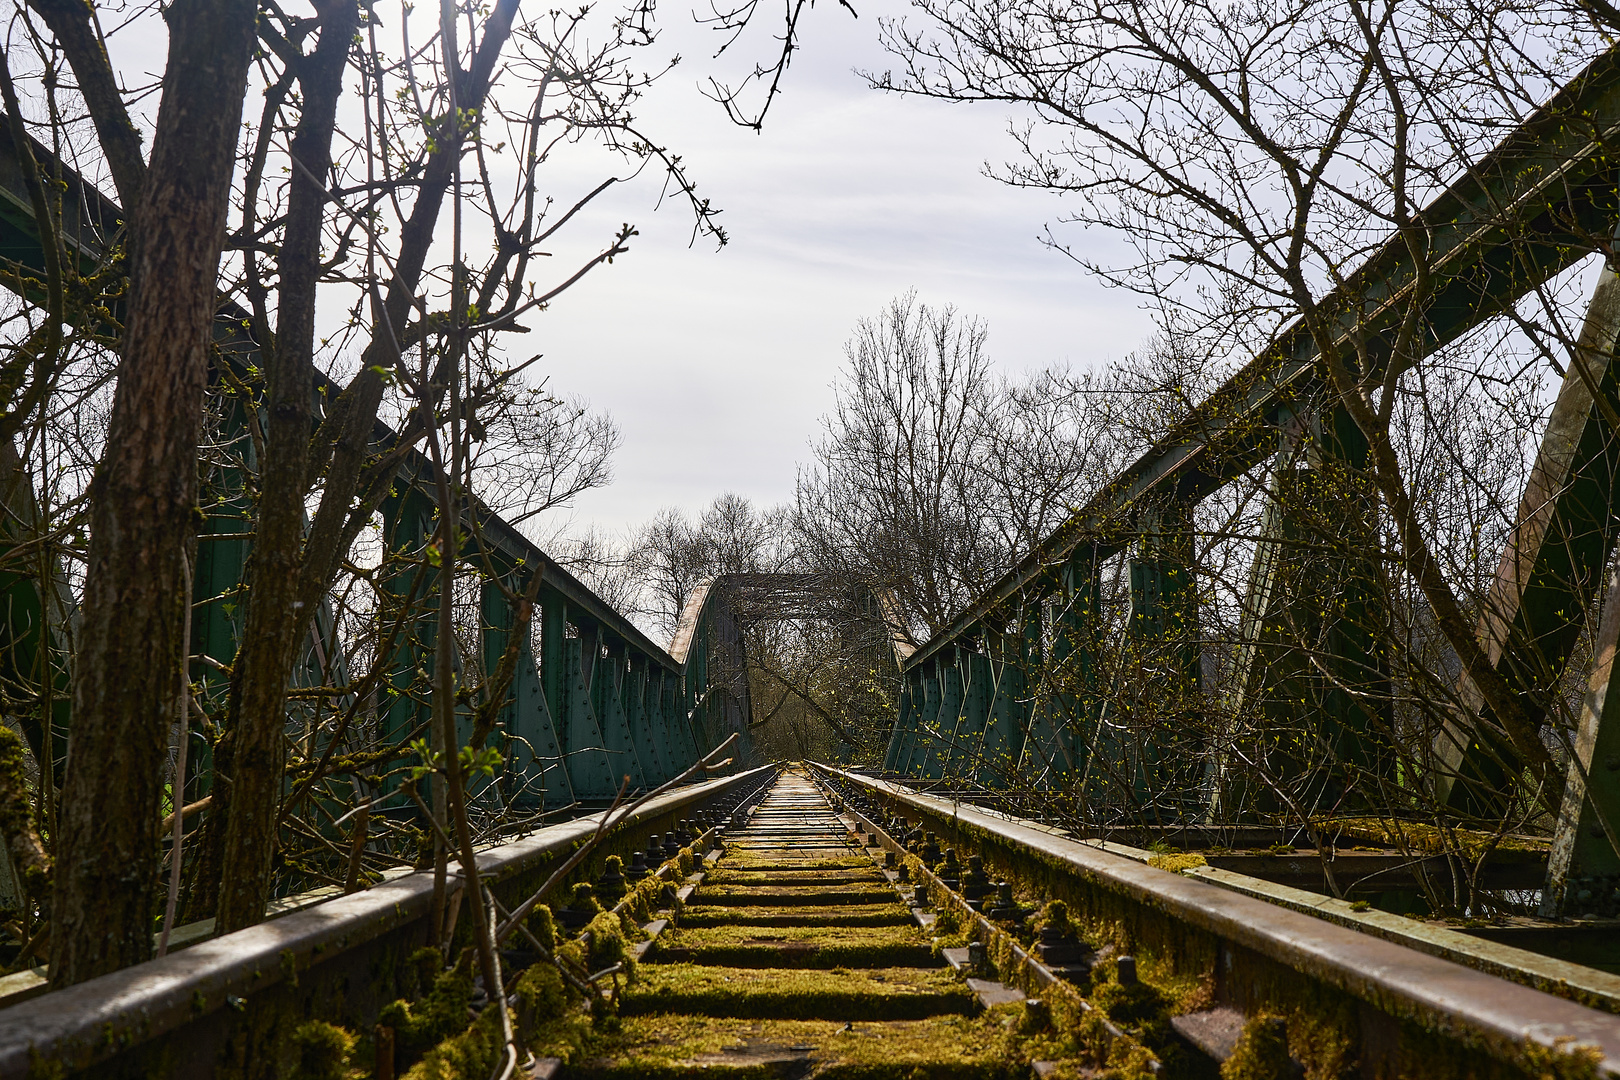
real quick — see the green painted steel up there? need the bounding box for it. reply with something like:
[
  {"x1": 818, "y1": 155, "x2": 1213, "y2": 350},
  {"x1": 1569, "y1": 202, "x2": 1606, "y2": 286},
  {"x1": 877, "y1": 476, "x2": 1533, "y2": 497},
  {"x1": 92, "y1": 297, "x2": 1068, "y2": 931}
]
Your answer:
[
  {"x1": 883, "y1": 669, "x2": 918, "y2": 772},
  {"x1": 479, "y1": 572, "x2": 573, "y2": 807},
  {"x1": 627, "y1": 655, "x2": 668, "y2": 785},
  {"x1": 1026, "y1": 552, "x2": 1100, "y2": 785},
  {"x1": 1215, "y1": 407, "x2": 1392, "y2": 819},
  {"x1": 880, "y1": 47, "x2": 1620, "y2": 847},
  {"x1": 560, "y1": 627, "x2": 621, "y2": 801},
  {"x1": 593, "y1": 637, "x2": 647, "y2": 791},
  {"x1": 0, "y1": 120, "x2": 753, "y2": 835},
  {"x1": 380, "y1": 486, "x2": 438, "y2": 770},
  {"x1": 922, "y1": 653, "x2": 955, "y2": 775},
  {"x1": 977, "y1": 643, "x2": 1023, "y2": 787},
  {"x1": 0, "y1": 443, "x2": 72, "y2": 785},
  {"x1": 941, "y1": 648, "x2": 980, "y2": 776},
  {"x1": 898, "y1": 47, "x2": 1620, "y2": 670}
]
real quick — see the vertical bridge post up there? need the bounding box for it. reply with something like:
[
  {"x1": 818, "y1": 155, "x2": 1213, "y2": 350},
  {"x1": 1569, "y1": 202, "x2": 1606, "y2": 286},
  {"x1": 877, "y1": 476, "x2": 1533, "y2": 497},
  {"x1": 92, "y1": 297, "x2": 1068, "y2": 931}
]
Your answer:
[{"x1": 1218, "y1": 405, "x2": 1391, "y2": 819}]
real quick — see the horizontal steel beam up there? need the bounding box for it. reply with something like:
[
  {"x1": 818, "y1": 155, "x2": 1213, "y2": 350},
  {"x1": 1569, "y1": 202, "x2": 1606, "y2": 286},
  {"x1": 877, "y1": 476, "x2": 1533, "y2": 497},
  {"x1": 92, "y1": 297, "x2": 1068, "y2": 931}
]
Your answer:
[
  {"x1": 0, "y1": 113, "x2": 681, "y2": 674},
  {"x1": 906, "y1": 45, "x2": 1620, "y2": 670}
]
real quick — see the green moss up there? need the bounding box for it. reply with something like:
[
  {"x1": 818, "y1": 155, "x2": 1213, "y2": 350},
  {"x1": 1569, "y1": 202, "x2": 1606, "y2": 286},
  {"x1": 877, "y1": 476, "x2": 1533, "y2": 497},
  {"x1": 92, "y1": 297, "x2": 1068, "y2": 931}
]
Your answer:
[
  {"x1": 527, "y1": 904, "x2": 558, "y2": 952},
  {"x1": 707, "y1": 870, "x2": 886, "y2": 887},
  {"x1": 289, "y1": 1020, "x2": 356, "y2": 1080},
  {"x1": 1220, "y1": 1015, "x2": 1290, "y2": 1080},
  {"x1": 400, "y1": 1002, "x2": 505, "y2": 1080},
  {"x1": 567, "y1": 1014, "x2": 1035, "y2": 1079},
  {"x1": 1091, "y1": 978, "x2": 1169, "y2": 1027},
  {"x1": 1514, "y1": 1038, "x2": 1603, "y2": 1080},
  {"x1": 1314, "y1": 816, "x2": 1546, "y2": 858},
  {"x1": 513, "y1": 960, "x2": 572, "y2": 1025},
  {"x1": 720, "y1": 854, "x2": 872, "y2": 872},
  {"x1": 679, "y1": 903, "x2": 914, "y2": 928},
  {"x1": 619, "y1": 964, "x2": 977, "y2": 1020},
  {"x1": 618, "y1": 871, "x2": 678, "y2": 925},
  {"x1": 650, "y1": 924, "x2": 935, "y2": 968},
  {"x1": 569, "y1": 881, "x2": 603, "y2": 916},
  {"x1": 581, "y1": 908, "x2": 639, "y2": 978},
  {"x1": 695, "y1": 883, "x2": 897, "y2": 906},
  {"x1": 1147, "y1": 852, "x2": 1208, "y2": 872},
  {"x1": 378, "y1": 951, "x2": 475, "y2": 1062},
  {"x1": 508, "y1": 951, "x2": 613, "y2": 1066}
]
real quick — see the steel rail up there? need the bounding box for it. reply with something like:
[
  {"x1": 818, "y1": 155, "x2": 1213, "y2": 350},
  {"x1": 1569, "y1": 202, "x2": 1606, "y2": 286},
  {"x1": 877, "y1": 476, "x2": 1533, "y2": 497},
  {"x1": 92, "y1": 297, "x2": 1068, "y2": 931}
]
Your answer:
[
  {"x1": 0, "y1": 766, "x2": 777, "y2": 1080},
  {"x1": 815, "y1": 763, "x2": 1620, "y2": 1074}
]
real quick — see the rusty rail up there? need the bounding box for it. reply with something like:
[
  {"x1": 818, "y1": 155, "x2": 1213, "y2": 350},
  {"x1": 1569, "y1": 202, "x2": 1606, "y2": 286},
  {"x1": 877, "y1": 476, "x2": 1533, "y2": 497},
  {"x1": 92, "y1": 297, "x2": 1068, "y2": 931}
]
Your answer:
[
  {"x1": 814, "y1": 763, "x2": 1620, "y2": 1076},
  {"x1": 0, "y1": 766, "x2": 778, "y2": 1080}
]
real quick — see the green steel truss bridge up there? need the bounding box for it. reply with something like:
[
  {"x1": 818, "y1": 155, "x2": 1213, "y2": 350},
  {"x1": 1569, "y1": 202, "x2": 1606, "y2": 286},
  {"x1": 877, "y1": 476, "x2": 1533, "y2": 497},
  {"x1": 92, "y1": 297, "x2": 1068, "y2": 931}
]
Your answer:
[
  {"x1": 878, "y1": 45, "x2": 1620, "y2": 914},
  {"x1": 13, "y1": 41, "x2": 1620, "y2": 1080}
]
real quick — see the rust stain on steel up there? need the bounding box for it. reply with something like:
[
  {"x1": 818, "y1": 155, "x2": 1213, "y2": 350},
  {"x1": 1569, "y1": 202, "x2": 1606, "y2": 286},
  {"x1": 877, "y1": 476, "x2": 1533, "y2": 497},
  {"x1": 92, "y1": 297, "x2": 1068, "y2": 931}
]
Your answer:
[
  {"x1": 824, "y1": 765, "x2": 1620, "y2": 1074},
  {"x1": 0, "y1": 766, "x2": 774, "y2": 1079}
]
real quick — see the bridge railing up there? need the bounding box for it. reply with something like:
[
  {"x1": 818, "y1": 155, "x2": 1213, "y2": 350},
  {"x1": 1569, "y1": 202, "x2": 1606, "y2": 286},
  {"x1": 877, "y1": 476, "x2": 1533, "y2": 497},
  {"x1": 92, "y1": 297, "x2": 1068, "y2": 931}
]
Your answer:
[
  {"x1": 817, "y1": 763, "x2": 1620, "y2": 1077},
  {"x1": 0, "y1": 114, "x2": 751, "y2": 913},
  {"x1": 0, "y1": 766, "x2": 778, "y2": 1079}
]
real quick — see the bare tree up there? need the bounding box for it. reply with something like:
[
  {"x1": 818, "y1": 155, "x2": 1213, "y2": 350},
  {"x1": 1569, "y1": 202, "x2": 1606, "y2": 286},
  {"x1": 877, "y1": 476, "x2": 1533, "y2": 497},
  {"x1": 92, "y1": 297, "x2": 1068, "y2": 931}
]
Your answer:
[
  {"x1": 867, "y1": 0, "x2": 1620, "y2": 814},
  {"x1": 1, "y1": 0, "x2": 822, "y2": 987}
]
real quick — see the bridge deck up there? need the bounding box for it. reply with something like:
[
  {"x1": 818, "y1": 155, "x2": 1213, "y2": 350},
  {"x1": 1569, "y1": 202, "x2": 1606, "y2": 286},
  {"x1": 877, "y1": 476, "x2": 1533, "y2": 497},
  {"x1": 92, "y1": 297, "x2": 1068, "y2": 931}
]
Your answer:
[{"x1": 570, "y1": 770, "x2": 1070, "y2": 1077}]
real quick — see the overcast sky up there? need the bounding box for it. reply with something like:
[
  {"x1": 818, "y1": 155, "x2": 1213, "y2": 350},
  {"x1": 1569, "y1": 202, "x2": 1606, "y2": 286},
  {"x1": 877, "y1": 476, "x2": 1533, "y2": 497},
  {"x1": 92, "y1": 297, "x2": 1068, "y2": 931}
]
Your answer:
[
  {"x1": 98, "y1": 0, "x2": 1156, "y2": 538},
  {"x1": 515, "y1": 0, "x2": 1155, "y2": 537}
]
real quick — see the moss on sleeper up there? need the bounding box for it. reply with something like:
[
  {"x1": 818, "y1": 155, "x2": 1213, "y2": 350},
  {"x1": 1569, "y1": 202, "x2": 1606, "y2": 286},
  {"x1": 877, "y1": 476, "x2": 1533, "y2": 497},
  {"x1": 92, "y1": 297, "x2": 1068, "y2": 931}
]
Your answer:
[
  {"x1": 620, "y1": 963, "x2": 978, "y2": 1020},
  {"x1": 651, "y1": 923, "x2": 936, "y2": 968},
  {"x1": 880, "y1": 790, "x2": 1620, "y2": 1080},
  {"x1": 720, "y1": 853, "x2": 872, "y2": 872},
  {"x1": 679, "y1": 902, "x2": 914, "y2": 928},
  {"x1": 288, "y1": 1020, "x2": 356, "y2": 1080},
  {"x1": 706, "y1": 869, "x2": 886, "y2": 887},
  {"x1": 696, "y1": 883, "x2": 898, "y2": 906},
  {"x1": 399, "y1": 1004, "x2": 505, "y2": 1080},
  {"x1": 568, "y1": 1012, "x2": 1043, "y2": 1079},
  {"x1": 377, "y1": 950, "x2": 477, "y2": 1062},
  {"x1": 1219, "y1": 1014, "x2": 1290, "y2": 1080}
]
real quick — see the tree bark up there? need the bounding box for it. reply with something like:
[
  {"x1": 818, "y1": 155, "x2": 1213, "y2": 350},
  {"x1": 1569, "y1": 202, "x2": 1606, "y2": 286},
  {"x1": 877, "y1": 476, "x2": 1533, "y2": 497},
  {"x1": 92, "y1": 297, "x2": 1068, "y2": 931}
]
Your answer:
[
  {"x1": 213, "y1": 0, "x2": 357, "y2": 936},
  {"x1": 206, "y1": 0, "x2": 520, "y2": 928},
  {"x1": 48, "y1": 0, "x2": 257, "y2": 988}
]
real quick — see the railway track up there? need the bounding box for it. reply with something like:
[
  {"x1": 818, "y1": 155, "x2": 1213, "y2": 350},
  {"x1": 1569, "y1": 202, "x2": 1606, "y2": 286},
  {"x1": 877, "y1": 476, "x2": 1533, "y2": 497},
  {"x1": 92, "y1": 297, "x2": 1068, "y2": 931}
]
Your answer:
[
  {"x1": 11, "y1": 764, "x2": 1620, "y2": 1077},
  {"x1": 573, "y1": 769, "x2": 1151, "y2": 1078}
]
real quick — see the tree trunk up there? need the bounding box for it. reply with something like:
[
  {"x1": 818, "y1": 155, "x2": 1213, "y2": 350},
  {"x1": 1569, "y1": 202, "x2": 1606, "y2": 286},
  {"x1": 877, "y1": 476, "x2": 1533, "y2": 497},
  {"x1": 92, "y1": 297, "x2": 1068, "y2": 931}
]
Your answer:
[
  {"x1": 213, "y1": 0, "x2": 357, "y2": 936},
  {"x1": 48, "y1": 0, "x2": 257, "y2": 988},
  {"x1": 208, "y1": 0, "x2": 521, "y2": 928}
]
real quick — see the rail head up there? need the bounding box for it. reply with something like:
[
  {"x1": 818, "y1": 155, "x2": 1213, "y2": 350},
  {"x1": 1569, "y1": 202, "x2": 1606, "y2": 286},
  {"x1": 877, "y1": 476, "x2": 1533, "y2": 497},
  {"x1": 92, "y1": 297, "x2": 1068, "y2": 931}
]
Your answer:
[{"x1": 815, "y1": 764, "x2": 1620, "y2": 1075}]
